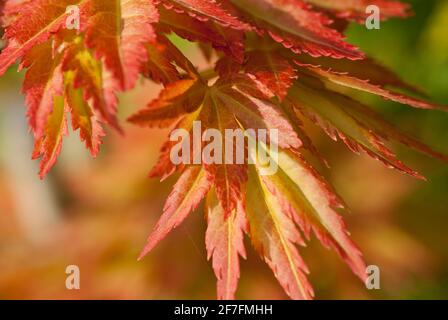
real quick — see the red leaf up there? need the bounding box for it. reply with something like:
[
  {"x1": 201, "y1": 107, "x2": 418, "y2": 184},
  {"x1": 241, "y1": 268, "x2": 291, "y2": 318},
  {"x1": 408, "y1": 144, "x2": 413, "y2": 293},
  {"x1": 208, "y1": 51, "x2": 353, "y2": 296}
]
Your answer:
[
  {"x1": 296, "y1": 62, "x2": 448, "y2": 111},
  {"x1": 62, "y1": 38, "x2": 120, "y2": 130},
  {"x1": 289, "y1": 77, "x2": 427, "y2": 179},
  {"x1": 161, "y1": 0, "x2": 250, "y2": 30},
  {"x1": 128, "y1": 78, "x2": 206, "y2": 128},
  {"x1": 142, "y1": 35, "x2": 196, "y2": 85},
  {"x1": 201, "y1": 93, "x2": 248, "y2": 216},
  {"x1": 159, "y1": 7, "x2": 245, "y2": 62},
  {"x1": 291, "y1": 52, "x2": 425, "y2": 95},
  {"x1": 84, "y1": 0, "x2": 159, "y2": 90},
  {"x1": 244, "y1": 51, "x2": 297, "y2": 101},
  {"x1": 206, "y1": 190, "x2": 247, "y2": 300},
  {"x1": 139, "y1": 166, "x2": 213, "y2": 259},
  {"x1": 246, "y1": 167, "x2": 314, "y2": 300},
  {"x1": 32, "y1": 92, "x2": 68, "y2": 179},
  {"x1": 64, "y1": 73, "x2": 105, "y2": 156},
  {"x1": 231, "y1": 0, "x2": 363, "y2": 59},
  {"x1": 260, "y1": 150, "x2": 367, "y2": 280},
  {"x1": 0, "y1": 0, "x2": 74, "y2": 75},
  {"x1": 21, "y1": 41, "x2": 61, "y2": 136},
  {"x1": 213, "y1": 79, "x2": 303, "y2": 150}
]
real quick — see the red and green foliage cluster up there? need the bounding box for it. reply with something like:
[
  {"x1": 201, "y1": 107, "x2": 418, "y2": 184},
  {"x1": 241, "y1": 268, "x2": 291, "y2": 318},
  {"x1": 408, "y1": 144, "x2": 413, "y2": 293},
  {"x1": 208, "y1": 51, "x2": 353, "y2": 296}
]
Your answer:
[{"x1": 0, "y1": 0, "x2": 446, "y2": 299}]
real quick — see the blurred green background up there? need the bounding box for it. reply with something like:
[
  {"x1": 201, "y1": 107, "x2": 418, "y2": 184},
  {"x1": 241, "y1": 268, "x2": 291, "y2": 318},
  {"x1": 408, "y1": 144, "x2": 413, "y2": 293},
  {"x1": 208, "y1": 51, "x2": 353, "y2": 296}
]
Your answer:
[{"x1": 0, "y1": 0, "x2": 447, "y2": 299}]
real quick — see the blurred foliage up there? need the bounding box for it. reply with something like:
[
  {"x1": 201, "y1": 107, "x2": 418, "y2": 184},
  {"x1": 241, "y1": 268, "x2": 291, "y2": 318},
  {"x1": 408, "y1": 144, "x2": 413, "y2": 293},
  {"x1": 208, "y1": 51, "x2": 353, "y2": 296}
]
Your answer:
[{"x1": 0, "y1": 0, "x2": 446, "y2": 299}]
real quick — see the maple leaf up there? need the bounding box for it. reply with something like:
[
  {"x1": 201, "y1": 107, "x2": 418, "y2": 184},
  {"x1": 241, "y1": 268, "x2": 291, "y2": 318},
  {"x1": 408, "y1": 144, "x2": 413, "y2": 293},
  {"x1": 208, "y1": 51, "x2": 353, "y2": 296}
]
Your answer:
[
  {"x1": 200, "y1": 92, "x2": 248, "y2": 216},
  {"x1": 61, "y1": 36, "x2": 115, "y2": 134},
  {"x1": 288, "y1": 52, "x2": 425, "y2": 94},
  {"x1": 133, "y1": 72, "x2": 367, "y2": 299},
  {"x1": 246, "y1": 166, "x2": 314, "y2": 300},
  {"x1": 160, "y1": 0, "x2": 249, "y2": 30},
  {"x1": 205, "y1": 190, "x2": 247, "y2": 300},
  {"x1": 0, "y1": 0, "x2": 160, "y2": 175},
  {"x1": 20, "y1": 41, "x2": 66, "y2": 177},
  {"x1": 294, "y1": 60, "x2": 448, "y2": 111},
  {"x1": 129, "y1": 78, "x2": 206, "y2": 128},
  {"x1": 0, "y1": 0, "x2": 88, "y2": 76},
  {"x1": 1, "y1": 0, "x2": 447, "y2": 300},
  {"x1": 83, "y1": 0, "x2": 158, "y2": 90},
  {"x1": 158, "y1": 5, "x2": 246, "y2": 62},
  {"x1": 131, "y1": 4, "x2": 446, "y2": 298},
  {"x1": 32, "y1": 95, "x2": 68, "y2": 178},
  {"x1": 288, "y1": 76, "x2": 427, "y2": 179},
  {"x1": 142, "y1": 33, "x2": 198, "y2": 85},
  {"x1": 258, "y1": 150, "x2": 367, "y2": 281},
  {"x1": 244, "y1": 50, "x2": 297, "y2": 101},
  {"x1": 131, "y1": 77, "x2": 300, "y2": 214},
  {"x1": 230, "y1": 0, "x2": 363, "y2": 59},
  {"x1": 139, "y1": 165, "x2": 213, "y2": 259},
  {"x1": 18, "y1": 32, "x2": 113, "y2": 176}
]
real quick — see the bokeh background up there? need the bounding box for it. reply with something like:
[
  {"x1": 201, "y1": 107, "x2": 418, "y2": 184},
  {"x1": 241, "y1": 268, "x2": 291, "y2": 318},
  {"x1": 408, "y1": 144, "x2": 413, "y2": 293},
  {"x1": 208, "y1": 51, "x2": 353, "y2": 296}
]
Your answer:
[{"x1": 0, "y1": 0, "x2": 447, "y2": 299}]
